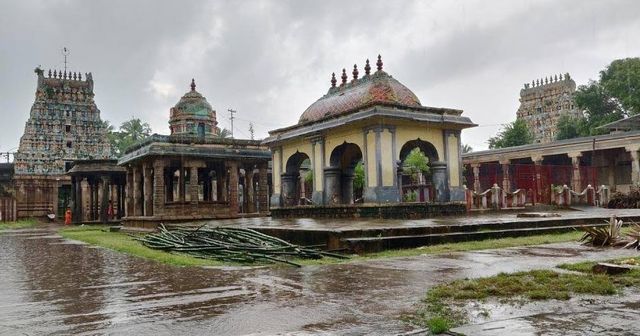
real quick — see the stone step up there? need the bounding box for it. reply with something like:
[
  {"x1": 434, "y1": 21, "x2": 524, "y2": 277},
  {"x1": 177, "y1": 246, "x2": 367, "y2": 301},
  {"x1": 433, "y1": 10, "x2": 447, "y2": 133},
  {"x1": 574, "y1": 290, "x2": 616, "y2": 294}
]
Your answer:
[{"x1": 341, "y1": 223, "x2": 607, "y2": 254}]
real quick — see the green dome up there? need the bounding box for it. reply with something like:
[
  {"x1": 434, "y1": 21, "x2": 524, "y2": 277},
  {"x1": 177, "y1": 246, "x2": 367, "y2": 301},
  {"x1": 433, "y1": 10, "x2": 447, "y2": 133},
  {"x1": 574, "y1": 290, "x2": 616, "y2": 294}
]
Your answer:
[{"x1": 173, "y1": 89, "x2": 213, "y2": 118}]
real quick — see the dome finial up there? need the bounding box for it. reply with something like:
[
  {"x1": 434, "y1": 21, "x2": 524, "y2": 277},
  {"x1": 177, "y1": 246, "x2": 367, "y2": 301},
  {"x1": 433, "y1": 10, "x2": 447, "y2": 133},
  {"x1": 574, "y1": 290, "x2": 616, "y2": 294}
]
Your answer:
[
  {"x1": 190, "y1": 78, "x2": 196, "y2": 91},
  {"x1": 364, "y1": 59, "x2": 371, "y2": 75},
  {"x1": 352, "y1": 64, "x2": 359, "y2": 81},
  {"x1": 341, "y1": 68, "x2": 347, "y2": 85},
  {"x1": 376, "y1": 54, "x2": 383, "y2": 71},
  {"x1": 330, "y1": 72, "x2": 337, "y2": 88}
]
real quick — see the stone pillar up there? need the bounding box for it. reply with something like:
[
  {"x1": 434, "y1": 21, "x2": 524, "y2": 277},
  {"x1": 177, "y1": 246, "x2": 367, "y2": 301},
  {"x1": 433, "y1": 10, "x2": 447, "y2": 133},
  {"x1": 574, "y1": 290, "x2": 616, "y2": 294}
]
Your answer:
[
  {"x1": 100, "y1": 176, "x2": 110, "y2": 223},
  {"x1": 125, "y1": 170, "x2": 133, "y2": 217},
  {"x1": 178, "y1": 166, "x2": 185, "y2": 202},
  {"x1": 89, "y1": 178, "x2": 96, "y2": 221},
  {"x1": 627, "y1": 147, "x2": 640, "y2": 187},
  {"x1": 152, "y1": 160, "x2": 165, "y2": 216},
  {"x1": 281, "y1": 173, "x2": 299, "y2": 206},
  {"x1": 227, "y1": 161, "x2": 239, "y2": 217},
  {"x1": 341, "y1": 170, "x2": 356, "y2": 204},
  {"x1": 471, "y1": 163, "x2": 481, "y2": 191},
  {"x1": 431, "y1": 161, "x2": 449, "y2": 202},
  {"x1": 190, "y1": 166, "x2": 199, "y2": 204},
  {"x1": 500, "y1": 160, "x2": 510, "y2": 192},
  {"x1": 246, "y1": 169, "x2": 256, "y2": 213},
  {"x1": 569, "y1": 153, "x2": 582, "y2": 192},
  {"x1": 72, "y1": 176, "x2": 82, "y2": 223},
  {"x1": 532, "y1": 156, "x2": 543, "y2": 204},
  {"x1": 220, "y1": 167, "x2": 228, "y2": 202},
  {"x1": 133, "y1": 165, "x2": 142, "y2": 216},
  {"x1": 143, "y1": 163, "x2": 153, "y2": 216},
  {"x1": 324, "y1": 167, "x2": 342, "y2": 205},
  {"x1": 115, "y1": 182, "x2": 122, "y2": 219},
  {"x1": 258, "y1": 163, "x2": 268, "y2": 213}
]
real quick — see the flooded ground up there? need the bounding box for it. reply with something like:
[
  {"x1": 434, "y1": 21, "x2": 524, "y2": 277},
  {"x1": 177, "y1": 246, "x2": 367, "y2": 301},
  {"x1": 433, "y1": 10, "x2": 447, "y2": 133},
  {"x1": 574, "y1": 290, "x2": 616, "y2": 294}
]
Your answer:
[{"x1": 1, "y1": 226, "x2": 639, "y2": 335}]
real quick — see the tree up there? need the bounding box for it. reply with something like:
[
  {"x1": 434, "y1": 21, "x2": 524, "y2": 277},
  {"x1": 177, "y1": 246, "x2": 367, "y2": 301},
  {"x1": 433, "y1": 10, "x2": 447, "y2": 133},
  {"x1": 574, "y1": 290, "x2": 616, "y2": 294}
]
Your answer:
[
  {"x1": 353, "y1": 161, "x2": 365, "y2": 191},
  {"x1": 102, "y1": 118, "x2": 153, "y2": 157},
  {"x1": 403, "y1": 148, "x2": 430, "y2": 183},
  {"x1": 600, "y1": 58, "x2": 640, "y2": 115},
  {"x1": 487, "y1": 119, "x2": 533, "y2": 149},
  {"x1": 216, "y1": 128, "x2": 232, "y2": 139},
  {"x1": 462, "y1": 144, "x2": 473, "y2": 153},
  {"x1": 555, "y1": 115, "x2": 586, "y2": 140}
]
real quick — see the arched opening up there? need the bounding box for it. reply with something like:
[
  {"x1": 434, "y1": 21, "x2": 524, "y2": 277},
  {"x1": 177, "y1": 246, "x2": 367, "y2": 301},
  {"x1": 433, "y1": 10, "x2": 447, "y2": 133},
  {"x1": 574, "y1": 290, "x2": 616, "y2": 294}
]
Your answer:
[
  {"x1": 282, "y1": 152, "x2": 311, "y2": 206},
  {"x1": 197, "y1": 123, "x2": 205, "y2": 138},
  {"x1": 327, "y1": 142, "x2": 363, "y2": 205},
  {"x1": 398, "y1": 139, "x2": 441, "y2": 202}
]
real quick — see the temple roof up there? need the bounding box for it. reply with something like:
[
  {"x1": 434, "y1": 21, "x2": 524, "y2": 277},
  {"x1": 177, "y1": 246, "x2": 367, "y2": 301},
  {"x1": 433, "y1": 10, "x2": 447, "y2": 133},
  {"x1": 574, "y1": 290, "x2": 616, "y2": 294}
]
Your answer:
[
  {"x1": 172, "y1": 79, "x2": 214, "y2": 118},
  {"x1": 298, "y1": 57, "x2": 422, "y2": 125}
]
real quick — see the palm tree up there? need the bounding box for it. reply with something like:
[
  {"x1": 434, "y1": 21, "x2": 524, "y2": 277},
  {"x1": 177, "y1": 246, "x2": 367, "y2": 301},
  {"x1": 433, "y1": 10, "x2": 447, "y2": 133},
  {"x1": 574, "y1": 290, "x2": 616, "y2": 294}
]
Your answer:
[
  {"x1": 120, "y1": 118, "x2": 152, "y2": 142},
  {"x1": 216, "y1": 128, "x2": 232, "y2": 139}
]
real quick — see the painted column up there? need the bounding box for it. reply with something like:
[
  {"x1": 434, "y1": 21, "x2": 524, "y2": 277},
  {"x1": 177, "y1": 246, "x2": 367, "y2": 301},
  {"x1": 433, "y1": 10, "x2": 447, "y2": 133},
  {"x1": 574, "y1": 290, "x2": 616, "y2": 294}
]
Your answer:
[
  {"x1": 431, "y1": 161, "x2": 449, "y2": 202},
  {"x1": 270, "y1": 147, "x2": 283, "y2": 207},
  {"x1": 281, "y1": 173, "x2": 299, "y2": 206},
  {"x1": 532, "y1": 156, "x2": 543, "y2": 204},
  {"x1": 143, "y1": 163, "x2": 153, "y2": 216},
  {"x1": 89, "y1": 178, "x2": 96, "y2": 220},
  {"x1": 363, "y1": 127, "x2": 377, "y2": 203},
  {"x1": 153, "y1": 159, "x2": 166, "y2": 216},
  {"x1": 471, "y1": 163, "x2": 481, "y2": 192},
  {"x1": 627, "y1": 147, "x2": 640, "y2": 187},
  {"x1": 500, "y1": 160, "x2": 511, "y2": 192},
  {"x1": 258, "y1": 162, "x2": 269, "y2": 213},
  {"x1": 227, "y1": 161, "x2": 239, "y2": 217},
  {"x1": 568, "y1": 152, "x2": 582, "y2": 191},
  {"x1": 178, "y1": 165, "x2": 185, "y2": 202},
  {"x1": 100, "y1": 176, "x2": 110, "y2": 223},
  {"x1": 324, "y1": 167, "x2": 342, "y2": 205},
  {"x1": 444, "y1": 130, "x2": 463, "y2": 201},
  {"x1": 133, "y1": 165, "x2": 142, "y2": 216},
  {"x1": 341, "y1": 169, "x2": 356, "y2": 204},
  {"x1": 311, "y1": 138, "x2": 325, "y2": 205}
]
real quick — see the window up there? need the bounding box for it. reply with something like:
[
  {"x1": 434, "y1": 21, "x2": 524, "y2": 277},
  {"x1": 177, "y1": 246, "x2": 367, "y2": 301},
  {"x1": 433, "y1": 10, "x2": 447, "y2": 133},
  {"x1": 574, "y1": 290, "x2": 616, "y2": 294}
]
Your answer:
[
  {"x1": 66, "y1": 141, "x2": 72, "y2": 149},
  {"x1": 65, "y1": 125, "x2": 71, "y2": 133},
  {"x1": 197, "y1": 123, "x2": 205, "y2": 137}
]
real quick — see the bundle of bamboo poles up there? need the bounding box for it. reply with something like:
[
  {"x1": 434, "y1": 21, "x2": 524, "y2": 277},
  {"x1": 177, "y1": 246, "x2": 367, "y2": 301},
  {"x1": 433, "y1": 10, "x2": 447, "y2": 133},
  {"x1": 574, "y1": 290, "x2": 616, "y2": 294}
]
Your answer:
[{"x1": 134, "y1": 224, "x2": 347, "y2": 267}]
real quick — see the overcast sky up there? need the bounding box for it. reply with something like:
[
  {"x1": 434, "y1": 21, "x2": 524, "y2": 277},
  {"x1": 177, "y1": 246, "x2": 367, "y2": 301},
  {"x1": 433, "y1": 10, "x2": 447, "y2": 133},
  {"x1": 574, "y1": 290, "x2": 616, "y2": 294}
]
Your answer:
[{"x1": 1, "y1": 0, "x2": 639, "y2": 153}]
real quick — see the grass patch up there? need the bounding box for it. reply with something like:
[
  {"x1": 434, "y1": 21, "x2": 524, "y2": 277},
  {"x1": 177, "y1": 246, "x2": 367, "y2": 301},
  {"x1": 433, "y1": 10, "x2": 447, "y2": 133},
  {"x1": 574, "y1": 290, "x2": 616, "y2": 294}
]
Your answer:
[
  {"x1": 0, "y1": 219, "x2": 40, "y2": 231},
  {"x1": 59, "y1": 226, "x2": 225, "y2": 267},
  {"x1": 419, "y1": 257, "x2": 640, "y2": 333}
]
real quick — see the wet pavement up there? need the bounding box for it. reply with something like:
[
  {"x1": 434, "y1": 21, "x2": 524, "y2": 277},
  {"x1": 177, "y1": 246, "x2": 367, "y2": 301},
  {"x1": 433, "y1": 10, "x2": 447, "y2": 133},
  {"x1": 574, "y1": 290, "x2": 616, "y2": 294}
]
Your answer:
[{"x1": 1, "y1": 226, "x2": 640, "y2": 335}]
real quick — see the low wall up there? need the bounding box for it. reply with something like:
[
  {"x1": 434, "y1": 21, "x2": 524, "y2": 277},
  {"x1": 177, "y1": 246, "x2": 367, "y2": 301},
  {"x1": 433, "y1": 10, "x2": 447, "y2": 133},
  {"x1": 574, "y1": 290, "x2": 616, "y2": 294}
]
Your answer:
[{"x1": 270, "y1": 202, "x2": 467, "y2": 219}]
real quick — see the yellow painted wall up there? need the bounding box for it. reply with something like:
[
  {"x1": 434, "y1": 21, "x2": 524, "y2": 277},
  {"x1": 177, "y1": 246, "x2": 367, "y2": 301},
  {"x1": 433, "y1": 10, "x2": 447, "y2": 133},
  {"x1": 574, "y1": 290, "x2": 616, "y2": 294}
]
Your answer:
[
  {"x1": 281, "y1": 139, "x2": 313, "y2": 168},
  {"x1": 395, "y1": 125, "x2": 444, "y2": 161},
  {"x1": 366, "y1": 131, "x2": 376, "y2": 187},
  {"x1": 448, "y1": 133, "x2": 460, "y2": 187},
  {"x1": 313, "y1": 143, "x2": 323, "y2": 191},
  {"x1": 272, "y1": 148, "x2": 281, "y2": 193},
  {"x1": 324, "y1": 127, "x2": 365, "y2": 165},
  {"x1": 380, "y1": 129, "x2": 394, "y2": 186}
]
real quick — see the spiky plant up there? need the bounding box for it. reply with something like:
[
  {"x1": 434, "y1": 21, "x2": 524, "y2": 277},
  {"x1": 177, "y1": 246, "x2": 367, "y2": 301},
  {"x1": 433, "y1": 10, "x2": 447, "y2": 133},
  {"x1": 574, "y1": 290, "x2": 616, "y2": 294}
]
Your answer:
[
  {"x1": 624, "y1": 222, "x2": 640, "y2": 250},
  {"x1": 580, "y1": 216, "x2": 624, "y2": 247}
]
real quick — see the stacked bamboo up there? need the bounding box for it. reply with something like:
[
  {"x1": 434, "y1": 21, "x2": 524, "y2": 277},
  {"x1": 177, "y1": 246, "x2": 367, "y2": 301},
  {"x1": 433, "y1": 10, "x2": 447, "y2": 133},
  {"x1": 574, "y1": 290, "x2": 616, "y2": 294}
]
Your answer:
[{"x1": 134, "y1": 224, "x2": 347, "y2": 267}]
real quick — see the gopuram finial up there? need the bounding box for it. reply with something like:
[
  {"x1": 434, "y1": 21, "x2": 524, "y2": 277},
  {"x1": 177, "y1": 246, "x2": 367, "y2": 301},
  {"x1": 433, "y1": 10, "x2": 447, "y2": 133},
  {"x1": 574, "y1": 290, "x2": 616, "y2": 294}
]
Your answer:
[
  {"x1": 352, "y1": 64, "x2": 359, "y2": 80},
  {"x1": 364, "y1": 59, "x2": 371, "y2": 75},
  {"x1": 341, "y1": 68, "x2": 347, "y2": 85},
  {"x1": 190, "y1": 78, "x2": 196, "y2": 91},
  {"x1": 330, "y1": 72, "x2": 337, "y2": 88},
  {"x1": 376, "y1": 54, "x2": 383, "y2": 71}
]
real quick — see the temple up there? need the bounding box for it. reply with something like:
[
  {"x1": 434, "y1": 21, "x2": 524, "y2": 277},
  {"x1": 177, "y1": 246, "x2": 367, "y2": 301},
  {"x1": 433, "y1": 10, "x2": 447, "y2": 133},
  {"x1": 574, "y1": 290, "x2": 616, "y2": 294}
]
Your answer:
[
  {"x1": 264, "y1": 56, "x2": 476, "y2": 218},
  {"x1": 118, "y1": 80, "x2": 271, "y2": 229},
  {"x1": 14, "y1": 67, "x2": 113, "y2": 218},
  {"x1": 516, "y1": 73, "x2": 580, "y2": 143}
]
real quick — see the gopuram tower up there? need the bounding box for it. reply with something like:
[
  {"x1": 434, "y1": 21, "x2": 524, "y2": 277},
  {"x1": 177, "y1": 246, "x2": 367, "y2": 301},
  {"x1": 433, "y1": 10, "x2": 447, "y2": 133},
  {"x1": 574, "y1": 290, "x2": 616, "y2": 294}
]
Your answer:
[
  {"x1": 13, "y1": 67, "x2": 112, "y2": 218},
  {"x1": 516, "y1": 73, "x2": 581, "y2": 143}
]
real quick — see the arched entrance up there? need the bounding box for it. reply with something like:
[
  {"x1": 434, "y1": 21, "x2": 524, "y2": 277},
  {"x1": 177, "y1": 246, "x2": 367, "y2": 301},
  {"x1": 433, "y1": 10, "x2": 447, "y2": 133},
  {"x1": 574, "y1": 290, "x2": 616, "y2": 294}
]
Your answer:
[
  {"x1": 326, "y1": 142, "x2": 363, "y2": 205},
  {"x1": 398, "y1": 139, "x2": 447, "y2": 202},
  {"x1": 282, "y1": 152, "x2": 311, "y2": 206}
]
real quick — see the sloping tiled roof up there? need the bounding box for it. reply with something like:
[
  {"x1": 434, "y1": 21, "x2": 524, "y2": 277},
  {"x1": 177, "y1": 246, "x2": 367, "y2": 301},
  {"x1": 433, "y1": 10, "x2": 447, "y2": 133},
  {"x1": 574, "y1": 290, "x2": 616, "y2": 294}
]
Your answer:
[{"x1": 298, "y1": 70, "x2": 422, "y2": 124}]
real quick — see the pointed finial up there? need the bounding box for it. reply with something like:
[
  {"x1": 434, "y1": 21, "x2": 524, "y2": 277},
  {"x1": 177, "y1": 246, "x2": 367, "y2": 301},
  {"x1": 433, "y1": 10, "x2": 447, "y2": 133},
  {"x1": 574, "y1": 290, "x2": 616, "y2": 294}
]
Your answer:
[
  {"x1": 531, "y1": 80, "x2": 535, "y2": 87},
  {"x1": 48, "y1": 69, "x2": 52, "y2": 78},
  {"x1": 364, "y1": 59, "x2": 371, "y2": 76},
  {"x1": 330, "y1": 72, "x2": 337, "y2": 88},
  {"x1": 64, "y1": 70, "x2": 67, "y2": 79},
  {"x1": 73, "y1": 72, "x2": 77, "y2": 80},
  {"x1": 341, "y1": 68, "x2": 347, "y2": 85},
  {"x1": 78, "y1": 73, "x2": 82, "y2": 80},
  {"x1": 352, "y1": 64, "x2": 359, "y2": 80},
  {"x1": 53, "y1": 70, "x2": 57, "y2": 78},
  {"x1": 376, "y1": 54, "x2": 383, "y2": 71},
  {"x1": 554, "y1": 74, "x2": 558, "y2": 82},
  {"x1": 190, "y1": 78, "x2": 196, "y2": 91}
]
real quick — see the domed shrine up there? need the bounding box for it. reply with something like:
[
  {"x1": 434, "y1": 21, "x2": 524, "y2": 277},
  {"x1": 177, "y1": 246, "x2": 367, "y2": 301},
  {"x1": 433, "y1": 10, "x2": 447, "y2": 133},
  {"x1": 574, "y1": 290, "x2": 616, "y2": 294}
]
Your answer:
[
  {"x1": 117, "y1": 79, "x2": 271, "y2": 229},
  {"x1": 264, "y1": 56, "x2": 476, "y2": 217},
  {"x1": 169, "y1": 79, "x2": 219, "y2": 138}
]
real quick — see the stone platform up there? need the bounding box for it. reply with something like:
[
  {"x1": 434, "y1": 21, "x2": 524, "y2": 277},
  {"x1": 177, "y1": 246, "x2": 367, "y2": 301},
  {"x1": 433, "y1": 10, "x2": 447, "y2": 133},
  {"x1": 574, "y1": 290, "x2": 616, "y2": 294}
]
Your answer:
[
  {"x1": 167, "y1": 207, "x2": 640, "y2": 254},
  {"x1": 270, "y1": 202, "x2": 467, "y2": 219}
]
